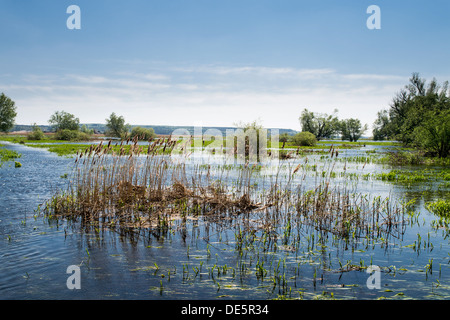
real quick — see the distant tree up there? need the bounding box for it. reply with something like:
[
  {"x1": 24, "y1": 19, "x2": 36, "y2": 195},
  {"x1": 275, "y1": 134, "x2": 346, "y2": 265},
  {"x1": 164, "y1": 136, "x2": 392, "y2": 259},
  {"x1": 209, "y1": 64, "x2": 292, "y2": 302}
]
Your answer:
[
  {"x1": 299, "y1": 108, "x2": 340, "y2": 140},
  {"x1": 80, "y1": 124, "x2": 94, "y2": 135},
  {"x1": 48, "y1": 111, "x2": 80, "y2": 131},
  {"x1": 340, "y1": 118, "x2": 368, "y2": 142},
  {"x1": 0, "y1": 93, "x2": 18, "y2": 133},
  {"x1": 130, "y1": 126, "x2": 156, "y2": 140},
  {"x1": 372, "y1": 110, "x2": 393, "y2": 141},
  {"x1": 233, "y1": 120, "x2": 266, "y2": 162},
  {"x1": 105, "y1": 112, "x2": 130, "y2": 138},
  {"x1": 278, "y1": 133, "x2": 290, "y2": 148}
]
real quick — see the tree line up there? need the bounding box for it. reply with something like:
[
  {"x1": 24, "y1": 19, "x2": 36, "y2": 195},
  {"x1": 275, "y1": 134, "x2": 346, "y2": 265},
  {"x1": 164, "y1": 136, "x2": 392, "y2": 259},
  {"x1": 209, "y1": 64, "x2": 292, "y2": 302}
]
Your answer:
[
  {"x1": 0, "y1": 97, "x2": 156, "y2": 141},
  {"x1": 372, "y1": 73, "x2": 449, "y2": 158},
  {"x1": 298, "y1": 108, "x2": 368, "y2": 142},
  {"x1": 44, "y1": 111, "x2": 156, "y2": 141},
  {"x1": 0, "y1": 72, "x2": 448, "y2": 157}
]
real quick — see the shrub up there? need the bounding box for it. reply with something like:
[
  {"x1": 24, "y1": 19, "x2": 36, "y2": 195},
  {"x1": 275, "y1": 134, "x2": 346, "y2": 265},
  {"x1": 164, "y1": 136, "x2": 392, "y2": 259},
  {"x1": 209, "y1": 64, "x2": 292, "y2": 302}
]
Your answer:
[
  {"x1": 291, "y1": 132, "x2": 317, "y2": 147},
  {"x1": 27, "y1": 124, "x2": 46, "y2": 140},
  {"x1": 55, "y1": 129, "x2": 91, "y2": 141},
  {"x1": 130, "y1": 126, "x2": 157, "y2": 140}
]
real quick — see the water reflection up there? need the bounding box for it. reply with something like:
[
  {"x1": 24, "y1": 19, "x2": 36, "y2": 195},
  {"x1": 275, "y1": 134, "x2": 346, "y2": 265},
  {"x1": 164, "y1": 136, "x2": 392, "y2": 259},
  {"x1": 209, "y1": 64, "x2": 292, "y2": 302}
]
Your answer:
[{"x1": 0, "y1": 142, "x2": 449, "y2": 300}]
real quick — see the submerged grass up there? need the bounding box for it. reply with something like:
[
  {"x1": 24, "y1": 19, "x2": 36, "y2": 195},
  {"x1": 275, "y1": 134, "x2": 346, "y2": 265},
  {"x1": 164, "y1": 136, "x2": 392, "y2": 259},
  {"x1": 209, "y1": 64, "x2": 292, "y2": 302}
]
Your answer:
[
  {"x1": 36, "y1": 137, "x2": 434, "y2": 299},
  {"x1": 375, "y1": 168, "x2": 450, "y2": 184},
  {"x1": 378, "y1": 151, "x2": 450, "y2": 166},
  {"x1": 0, "y1": 146, "x2": 21, "y2": 167},
  {"x1": 427, "y1": 199, "x2": 450, "y2": 219}
]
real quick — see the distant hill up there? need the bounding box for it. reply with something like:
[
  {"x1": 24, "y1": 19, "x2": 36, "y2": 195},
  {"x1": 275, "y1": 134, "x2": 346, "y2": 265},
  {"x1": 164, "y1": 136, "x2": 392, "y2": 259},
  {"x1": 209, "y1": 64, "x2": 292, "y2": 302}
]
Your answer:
[{"x1": 11, "y1": 124, "x2": 298, "y2": 136}]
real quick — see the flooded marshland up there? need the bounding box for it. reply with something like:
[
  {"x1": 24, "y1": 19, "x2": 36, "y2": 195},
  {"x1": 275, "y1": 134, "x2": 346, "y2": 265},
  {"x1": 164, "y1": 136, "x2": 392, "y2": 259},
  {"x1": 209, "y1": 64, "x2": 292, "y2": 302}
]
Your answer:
[{"x1": 0, "y1": 140, "x2": 449, "y2": 300}]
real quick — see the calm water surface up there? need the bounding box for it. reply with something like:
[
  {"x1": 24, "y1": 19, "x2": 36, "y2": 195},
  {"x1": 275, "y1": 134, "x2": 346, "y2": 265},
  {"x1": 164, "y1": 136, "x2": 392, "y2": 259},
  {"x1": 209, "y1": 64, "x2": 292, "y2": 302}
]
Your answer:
[{"x1": 0, "y1": 142, "x2": 449, "y2": 300}]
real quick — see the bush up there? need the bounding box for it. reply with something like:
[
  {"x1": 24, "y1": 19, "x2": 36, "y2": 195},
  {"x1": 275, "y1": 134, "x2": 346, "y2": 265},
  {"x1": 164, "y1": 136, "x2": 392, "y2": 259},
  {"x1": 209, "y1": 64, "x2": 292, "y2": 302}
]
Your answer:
[
  {"x1": 291, "y1": 132, "x2": 317, "y2": 147},
  {"x1": 27, "y1": 124, "x2": 45, "y2": 140},
  {"x1": 130, "y1": 126, "x2": 156, "y2": 140},
  {"x1": 54, "y1": 129, "x2": 91, "y2": 141}
]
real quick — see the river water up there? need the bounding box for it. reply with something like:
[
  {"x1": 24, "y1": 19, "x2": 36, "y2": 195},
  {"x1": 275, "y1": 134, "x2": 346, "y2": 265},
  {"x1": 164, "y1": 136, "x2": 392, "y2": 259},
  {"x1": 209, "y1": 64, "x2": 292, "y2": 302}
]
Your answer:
[{"x1": 0, "y1": 142, "x2": 449, "y2": 300}]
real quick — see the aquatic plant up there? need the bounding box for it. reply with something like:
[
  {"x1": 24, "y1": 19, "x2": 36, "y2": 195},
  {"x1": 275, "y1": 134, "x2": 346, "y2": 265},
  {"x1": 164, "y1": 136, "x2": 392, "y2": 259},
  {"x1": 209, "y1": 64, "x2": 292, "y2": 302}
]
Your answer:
[
  {"x1": 42, "y1": 137, "x2": 263, "y2": 231},
  {"x1": 41, "y1": 138, "x2": 408, "y2": 249},
  {"x1": 427, "y1": 199, "x2": 450, "y2": 219},
  {"x1": 0, "y1": 146, "x2": 21, "y2": 167}
]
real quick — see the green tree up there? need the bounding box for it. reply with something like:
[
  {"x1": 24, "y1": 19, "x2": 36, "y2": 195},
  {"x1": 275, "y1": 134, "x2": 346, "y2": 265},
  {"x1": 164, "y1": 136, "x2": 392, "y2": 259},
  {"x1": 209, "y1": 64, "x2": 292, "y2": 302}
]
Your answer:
[
  {"x1": 299, "y1": 108, "x2": 340, "y2": 140},
  {"x1": 372, "y1": 73, "x2": 450, "y2": 157},
  {"x1": 80, "y1": 124, "x2": 94, "y2": 135},
  {"x1": 413, "y1": 109, "x2": 450, "y2": 158},
  {"x1": 372, "y1": 110, "x2": 392, "y2": 141},
  {"x1": 48, "y1": 111, "x2": 80, "y2": 131},
  {"x1": 340, "y1": 118, "x2": 368, "y2": 142},
  {"x1": 105, "y1": 112, "x2": 130, "y2": 138},
  {"x1": 0, "y1": 93, "x2": 18, "y2": 133},
  {"x1": 278, "y1": 133, "x2": 290, "y2": 148}
]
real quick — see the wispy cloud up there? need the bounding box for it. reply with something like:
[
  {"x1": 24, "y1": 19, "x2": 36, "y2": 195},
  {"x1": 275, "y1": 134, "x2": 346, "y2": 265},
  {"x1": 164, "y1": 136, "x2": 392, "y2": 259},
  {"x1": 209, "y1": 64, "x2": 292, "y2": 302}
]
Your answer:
[{"x1": 1, "y1": 64, "x2": 410, "y2": 130}]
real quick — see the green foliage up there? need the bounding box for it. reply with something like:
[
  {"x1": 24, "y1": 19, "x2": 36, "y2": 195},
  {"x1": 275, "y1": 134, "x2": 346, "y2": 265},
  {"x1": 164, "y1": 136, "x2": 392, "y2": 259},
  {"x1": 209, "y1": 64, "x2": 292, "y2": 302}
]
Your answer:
[
  {"x1": 427, "y1": 199, "x2": 450, "y2": 218},
  {"x1": 130, "y1": 126, "x2": 156, "y2": 140},
  {"x1": 278, "y1": 133, "x2": 290, "y2": 148},
  {"x1": 299, "y1": 108, "x2": 340, "y2": 140},
  {"x1": 278, "y1": 133, "x2": 290, "y2": 143},
  {"x1": 0, "y1": 93, "x2": 18, "y2": 133},
  {"x1": 372, "y1": 110, "x2": 393, "y2": 141},
  {"x1": 0, "y1": 146, "x2": 21, "y2": 167},
  {"x1": 48, "y1": 111, "x2": 80, "y2": 131},
  {"x1": 27, "y1": 124, "x2": 46, "y2": 140},
  {"x1": 340, "y1": 118, "x2": 368, "y2": 142},
  {"x1": 54, "y1": 129, "x2": 90, "y2": 141},
  {"x1": 29, "y1": 143, "x2": 89, "y2": 157},
  {"x1": 412, "y1": 109, "x2": 450, "y2": 158},
  {"x1": 105, "y1": 112, "x2": 130, "y2": 138},
  {"x1": 376, "y1": 170, "x2": 427, "y2": 183},
  {"x1": 291, "y1": 131, "x2": 317, "y2": 146},
  {"x1": 373, "y1": 73, "x2": 450, "y2": 157},
  {"x1": 379, "y1": 150, "x2": 450, "y2": 166}
]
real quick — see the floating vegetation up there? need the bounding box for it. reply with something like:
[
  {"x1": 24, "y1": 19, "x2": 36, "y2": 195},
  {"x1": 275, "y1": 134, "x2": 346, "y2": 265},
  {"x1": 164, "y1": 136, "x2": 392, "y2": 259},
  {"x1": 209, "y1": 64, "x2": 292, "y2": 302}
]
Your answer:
[
  {"x1": 29, "y1": 137, "x2": 450, "y2": 300},
  {"x1": 375, "y1": 168, "x2": 450, "y2": 184},
  {"x1": 427, "y1": 199, "x2": 450, "y2": 219},
  {"x1": 0, "y1": 146, "x2": 21, "y2": 167},
  {"x1": 378, "y1": 151, "x2": 450, "y2": 166}
]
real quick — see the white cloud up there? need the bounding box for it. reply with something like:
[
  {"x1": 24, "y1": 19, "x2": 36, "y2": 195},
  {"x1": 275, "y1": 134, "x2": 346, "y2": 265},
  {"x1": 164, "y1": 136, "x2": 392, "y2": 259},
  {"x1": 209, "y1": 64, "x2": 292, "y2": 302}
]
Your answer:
[{"x1": 1, "y1": 65, "x2": 410, "y2": 131}]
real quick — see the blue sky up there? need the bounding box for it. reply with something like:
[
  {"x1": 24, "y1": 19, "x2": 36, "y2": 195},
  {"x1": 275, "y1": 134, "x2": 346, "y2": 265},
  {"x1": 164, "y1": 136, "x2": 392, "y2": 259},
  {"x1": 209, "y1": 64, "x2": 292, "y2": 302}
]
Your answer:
[{"x1": 1, "y1": 0, "x2": 450, "y2": 131}]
